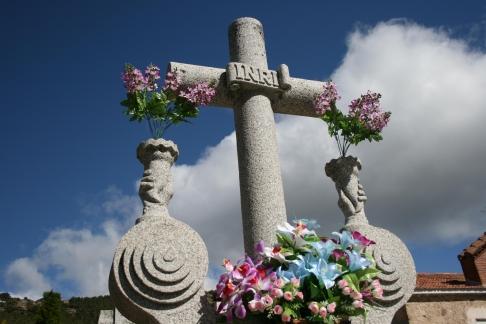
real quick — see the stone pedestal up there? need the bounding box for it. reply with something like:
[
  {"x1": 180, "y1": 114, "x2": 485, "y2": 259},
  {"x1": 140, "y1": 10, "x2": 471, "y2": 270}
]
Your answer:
[
  {"x1": 325, "y1": 156, "x2": 416, "y2": 324},
  {"x1": 108, "y1": 139, "x2": 212, "y2": 324}
]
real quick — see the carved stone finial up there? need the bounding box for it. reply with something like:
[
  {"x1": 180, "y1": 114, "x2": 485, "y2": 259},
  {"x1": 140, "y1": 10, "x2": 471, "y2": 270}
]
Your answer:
[
  {"x1": 109, "y1": 139, "x2": 211, "y2": 324},
  {"x1": 325, "y1": 156, "x2": 416, "y2": 324},
  {"x1": 325, "y1": 156, "x2": 368, "y2": 226},
  {"x1": 136, "y1": 138, "x2": 179, "y2": 223}
]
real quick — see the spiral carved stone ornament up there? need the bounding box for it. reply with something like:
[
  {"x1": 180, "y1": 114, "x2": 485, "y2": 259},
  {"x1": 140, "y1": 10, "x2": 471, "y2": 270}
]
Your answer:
[
  {"x1": 345, "y1": 224, "x2": 416, "y2": 324},
  {"x1": 325, "y1": 156, "x2": 416, "y2": 324},
  {"x1": 109, "y1": 139, "x2": 211, "y2": 324}
]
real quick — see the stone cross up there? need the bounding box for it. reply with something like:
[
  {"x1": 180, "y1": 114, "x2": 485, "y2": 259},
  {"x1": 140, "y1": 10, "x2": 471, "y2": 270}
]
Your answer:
[{"x1": 169, "y1": 17, "x2": 325, "y2": 255}]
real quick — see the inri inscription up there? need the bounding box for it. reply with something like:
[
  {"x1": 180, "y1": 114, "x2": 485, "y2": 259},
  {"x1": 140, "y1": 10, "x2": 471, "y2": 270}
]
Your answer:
[{"x1": 226, "y1": 62, "x2": 291, "y2": 91}]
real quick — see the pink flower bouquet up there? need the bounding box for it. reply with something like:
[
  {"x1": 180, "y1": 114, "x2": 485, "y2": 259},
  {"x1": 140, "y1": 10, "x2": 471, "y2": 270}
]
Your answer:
[
  {"x1": 215, "y1": 219, "x2": 382, "y2": 323},
  {"x1": 120, "y1": 64, "x2": 216, "y2": 138}
]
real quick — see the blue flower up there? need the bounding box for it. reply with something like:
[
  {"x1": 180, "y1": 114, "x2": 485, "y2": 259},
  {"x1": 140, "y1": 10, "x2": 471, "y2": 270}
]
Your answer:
[
  {"x1": 287, "y1": 255, "x2": 312, "y2": 279},
  {"x1": 276, "y1": 266, "x2": 296, "y2": 283},
  {"x1": 332, "y1": 230, "x2": 359, "y2": 250},
  {"x1": 346, "y1": 250, "x2": 371, "y2": 271},
  {"x1": 308, "y1": 256, "x2": 342, "y2": 289},
  {"x1": 311, "y1": 239, "x2": 338, "y2": 260}
]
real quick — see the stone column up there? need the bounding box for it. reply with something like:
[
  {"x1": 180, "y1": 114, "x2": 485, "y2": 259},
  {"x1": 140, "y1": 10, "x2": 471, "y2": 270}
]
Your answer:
[{"x1": 229, "y1": 17, "x2": 287, "y2": 256}]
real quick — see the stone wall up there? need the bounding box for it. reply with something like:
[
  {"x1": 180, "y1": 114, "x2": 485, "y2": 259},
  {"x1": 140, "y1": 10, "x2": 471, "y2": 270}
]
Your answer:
[{"x1": 405, "y1": 294, "x2": 486, "y2": 324}]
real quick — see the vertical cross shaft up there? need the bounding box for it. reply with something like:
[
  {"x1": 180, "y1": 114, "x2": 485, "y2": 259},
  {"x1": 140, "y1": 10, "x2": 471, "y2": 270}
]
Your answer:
[{"x1": 228, "y1": 18, "x2": 287, "y2": 256}]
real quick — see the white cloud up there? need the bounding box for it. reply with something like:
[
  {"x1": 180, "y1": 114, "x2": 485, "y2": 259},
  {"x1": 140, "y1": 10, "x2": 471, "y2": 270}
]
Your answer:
[
  {"x1": 5, "y1": 258, "x2": 51, "y2": 299},
  {"x1": 172, "y1": 21, "x2": 486, "y2": 279},
  {"x1": 5, "y1": 20, "x2": 486, "y2": 298},
  {"x1": 4, "y1": 188, "x2": 141, "y2": 299},
  {"x1": 330, "y1": 21, "x2": 486, "y2": 243}
]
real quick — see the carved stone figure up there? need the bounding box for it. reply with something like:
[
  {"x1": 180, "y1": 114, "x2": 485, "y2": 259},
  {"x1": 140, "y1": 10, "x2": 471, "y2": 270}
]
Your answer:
[
  {"x1": 325, "y1": 156, "x2": 368, "y2": 226},
  {"x1": 325, "y1": 156, "x2": 416, "y2": 324}
]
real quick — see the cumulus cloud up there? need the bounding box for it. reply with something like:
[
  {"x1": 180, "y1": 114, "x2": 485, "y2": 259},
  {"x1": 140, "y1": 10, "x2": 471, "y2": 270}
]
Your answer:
[
  {"x1": 4, "y1": 188, "x2": 141, "y2": 299},
  {"x1": 330, "y1": 21, "x2": 486, "y2": 243},
  {"x1": 173, "y1": 21, "x2": 486, "y2": 271},
  {"x1": 5, "y1": 258, "x2": 51, "y2": 299},
  {"x1": 5, "y1": 20, "x2": 486, "y2": 298}
]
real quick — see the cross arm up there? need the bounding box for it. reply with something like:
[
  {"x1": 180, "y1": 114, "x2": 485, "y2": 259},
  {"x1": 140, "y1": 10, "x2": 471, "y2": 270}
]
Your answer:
[{"x1": 168, "y1": 62, "x2": 325, "y2": 118}]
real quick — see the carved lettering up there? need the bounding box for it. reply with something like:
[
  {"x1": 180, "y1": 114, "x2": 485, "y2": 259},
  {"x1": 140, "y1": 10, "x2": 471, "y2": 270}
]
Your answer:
[
  {"x1": 244, "y1": 66, "x2": 259, "y2": 83},
  {"x1": 260, "y1": 70, "x2": 273, "y2": 86},
  {"x1": 271, "y1": 71, "x2": 279, "y2": 87},
  {"x1": 226, "y1": 62, "x2": 289, "y2": 91},
  {"x1": 234, "y1": 63, "x2": 244, "y2": 80}
]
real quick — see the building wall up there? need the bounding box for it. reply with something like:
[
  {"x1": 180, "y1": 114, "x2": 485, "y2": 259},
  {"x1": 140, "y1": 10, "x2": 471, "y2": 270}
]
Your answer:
[
  {"x1": 406, "y1": 294, "x2": 486, "y2": 324},
  {"x1": 475, "y1": 252, "x2": 486, "y2": 285}
]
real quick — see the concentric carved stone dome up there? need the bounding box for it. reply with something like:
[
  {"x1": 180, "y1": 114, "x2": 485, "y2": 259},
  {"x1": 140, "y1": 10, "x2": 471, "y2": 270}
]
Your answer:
[{"x1": 110, "y1": 217, "x2": 208, "y2": 313}]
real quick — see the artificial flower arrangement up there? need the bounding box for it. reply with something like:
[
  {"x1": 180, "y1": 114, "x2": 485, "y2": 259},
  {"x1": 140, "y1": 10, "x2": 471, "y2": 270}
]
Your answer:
[
  {"x1": 314, "y1": 82, "x2": 391, "y2": 157},
  {"x1": 120, "y1": 64, "x2": 216, "y2": 138},
  {"x1": 215, "y1": 219, "x2": 382, "y2": 323}
]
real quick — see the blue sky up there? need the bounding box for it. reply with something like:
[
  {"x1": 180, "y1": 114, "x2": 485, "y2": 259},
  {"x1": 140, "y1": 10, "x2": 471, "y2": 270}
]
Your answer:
[{"x1": 1, "y1": 0, "x2": 486, "y2": 298}]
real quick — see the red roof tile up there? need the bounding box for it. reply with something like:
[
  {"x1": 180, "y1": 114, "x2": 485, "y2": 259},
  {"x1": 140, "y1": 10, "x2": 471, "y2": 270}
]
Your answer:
[
  {"x1": 416, "y1": 273, "x2": 485, "y2": 290},
  {"x1": 459, "y1": 232, "x2": 486, "y2": 258}
]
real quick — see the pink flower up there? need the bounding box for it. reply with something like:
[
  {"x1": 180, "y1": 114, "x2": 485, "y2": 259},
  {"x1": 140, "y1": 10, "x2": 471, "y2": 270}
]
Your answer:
[
  {"x1": 255, "y1": 300, "x2": 266, "y2": 312},
  {"x1": 283, "y1": 291, "x2": 293, "y2": 301},
  {"x1": 372, "y1": 279, "x2": 381, "y2": 289},
  {"x1": 248, "y1": 301, "x2": 258, "y2": 312},
  {"x1": 338, "y1": 279, "x2": 348, "y2": 289},
  {"x1": 270, "y1": 288, "x2": 283, "y2": 298},
  {"x1": 308, "y1": 302, "x2": 319, "y2": 315},
  {"x1": 122, "y1": 65, "x2": 147, "y2": 93},
  {"x1": 348, "y1": 91, "x2": 390, "y2": 132},
  {"x1": 291, "y1": 278, "x2": 300, "y2": 288},
  {"x1": 319, "y1": 306, "x2": 327, "y2": 318},
  {"x1": 163, "y1": 71, "x2": 181, "y2": 92},
  {"x1": 236, "y1": 262, "x2": 251, "y2": 277},
  {"x1": 327, "y1": 302, "x2": 336, "y2": 314},
  {"x1": 296, "y1": 291, "x2": 304, "y2": 300},
  {"x1": 180, "y1": 82, "x2": 216, "y2": 106},
  {"x1": 281, "y1": 313, "x2": 291, "y2": 322},
  {"x1": 373, "y1": 287, "x2": 384, "y2": 298},
  {"x1": 274, "y1": 278, "x2": 285, "y2": 288},
  {"x1": 314, "y1": 81, "x2": 340, "y2": 115},
  {"x1": 273, "y1": 305, "x2": 283, "y2": 315},
  {"x1": 262, "y1": 295, "x2": 273, "y2": 307},
  {"x1": 352, "y1": 231, "x2": 375, "y2": 247},
  {"x1": 342, "y1": 287, "x2": 351, "y2": 295},
  {"x1": 351, "y1": 291, "x2": 363, "y2": 300},
  {"x1": 352, "y1": 300, "x2": 364, "y2": 309},
  {"x1": 144, "y1": 64, "x2": 160, "y2": 91}
]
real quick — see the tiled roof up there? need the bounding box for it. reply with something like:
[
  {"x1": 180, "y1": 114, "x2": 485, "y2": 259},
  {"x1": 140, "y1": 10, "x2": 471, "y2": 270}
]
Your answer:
[
  {"x1": 458, "y1": 232, "x2": 486, "y2": 258},
  {"x1": 416, "y1": 273, "x2": 486, "y2": 290}
]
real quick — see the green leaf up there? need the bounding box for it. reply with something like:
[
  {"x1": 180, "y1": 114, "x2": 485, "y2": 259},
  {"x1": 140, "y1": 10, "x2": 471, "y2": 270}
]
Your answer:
[
  {"x1": 355, "y1": 268, "x2": 380, "y2": 281},
  {"x1": 309, "y1": 280, "x2": 324, "y2": 300},
  {"x1": 342, "y1": 273, "x2": 359, "y2": 292}
]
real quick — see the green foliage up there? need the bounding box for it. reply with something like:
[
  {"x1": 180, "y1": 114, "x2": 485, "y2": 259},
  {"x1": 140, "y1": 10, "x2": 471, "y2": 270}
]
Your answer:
[
  {"x1": 36, "y1": 291, "x2": 62, "y2": 324},
  {"x1": 0, "y1": 293, "x2": 114, "y2": 324}
]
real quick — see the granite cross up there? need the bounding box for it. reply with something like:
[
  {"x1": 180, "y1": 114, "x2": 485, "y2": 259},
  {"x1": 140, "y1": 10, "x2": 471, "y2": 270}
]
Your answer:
[{"x1": 169, "y1": 17, "x2": 326, "y2": 256}]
